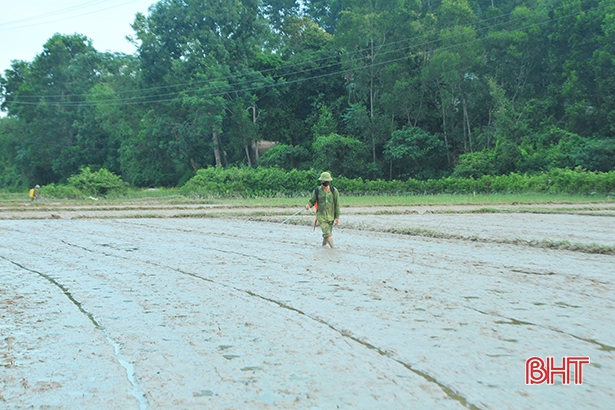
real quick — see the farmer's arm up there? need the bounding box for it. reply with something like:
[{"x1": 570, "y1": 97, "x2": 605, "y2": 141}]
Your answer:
[
  {"x1": 334, "y1": 189, "x2": 340, "y2": 219},
  {"x1": 334, "y1": 188, "x2": 340, "y2": 224},
  {"x1": 306, "y1": 189, "x2": 317, "y2": 209}
]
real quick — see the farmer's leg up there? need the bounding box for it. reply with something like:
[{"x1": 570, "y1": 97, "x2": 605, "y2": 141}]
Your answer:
[
  {"x1": 320, "y1": 220, "x2": 333, "y2": 247},
  {"x1": 326, "y1": 236, "x2": 335, "y2": 248}
]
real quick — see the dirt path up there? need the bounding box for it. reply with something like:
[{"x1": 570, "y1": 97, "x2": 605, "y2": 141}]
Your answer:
[{"x1": 1, "y1": 205, "x2": 614, "y2": 409}]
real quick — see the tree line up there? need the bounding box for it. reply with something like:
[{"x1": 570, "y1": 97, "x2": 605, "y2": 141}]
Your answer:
[{"x1": 1, "y1": 0, "x2": 614, "y2": 190}]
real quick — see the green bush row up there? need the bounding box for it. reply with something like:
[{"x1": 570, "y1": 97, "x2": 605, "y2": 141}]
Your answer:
[
  {"x1": 180, "y1": 166, "x2": 615, "y2": 197},
  {"x1": 39, "y1": 167, "x2": 127, "y2": 199},
  {"x1": 180, "y1": 167, "x2": 322, "y2": 197}
]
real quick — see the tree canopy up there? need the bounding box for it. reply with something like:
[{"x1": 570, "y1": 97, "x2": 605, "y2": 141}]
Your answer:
[{"x1": 2, "y1": 0, "x2": 614, "y2": 189}]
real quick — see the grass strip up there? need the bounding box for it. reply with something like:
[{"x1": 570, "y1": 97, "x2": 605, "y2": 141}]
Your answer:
[{"x1": 1, "y1": 191, "x2": 614, "y2": 208}]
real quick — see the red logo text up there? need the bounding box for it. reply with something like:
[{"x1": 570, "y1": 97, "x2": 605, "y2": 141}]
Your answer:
[{"x1": 525, "y1": 356, "x2": 590, "y2": 385}]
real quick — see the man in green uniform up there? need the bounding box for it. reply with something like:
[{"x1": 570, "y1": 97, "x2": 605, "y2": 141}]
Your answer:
[{"x1": 306, "y1": 172, "x2": 340, "y2": 248}]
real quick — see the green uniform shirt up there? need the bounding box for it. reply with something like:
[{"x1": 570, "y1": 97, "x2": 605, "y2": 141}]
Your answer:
[{"x1": 308, "y1": 186, "x2": 340, "y2": 223}]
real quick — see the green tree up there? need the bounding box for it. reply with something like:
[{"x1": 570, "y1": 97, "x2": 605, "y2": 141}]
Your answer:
[
  {"x1": 312, "y1": 133, "x2": 366, "y2": 178},
  {"x1": 547, "y1": 0, "x2": 601, "y2": 137},
  {"x1": 128, "y1": 0, "x2": 272, "y2": 184},
  {"x1": 384, "y1": 126, "x2": 447, "y2": 180},
  {"x1": 0, "y1": 117, "x2": 28, "y2": 189},
  {"x1": 84, "y1": 53, "x2": 145, "y2": 183},
  {"x1": 1, "y1": 34, "x2": 103, "y2": 184},
  {"x1": 304, "y1": 0, "x2": 344, "y2": 33},
  {"x1": 258, "y1": 15, "x2": 345, "y2": 169},
  {"x1": 258, "y1": 143, "x2": 310, "y2": 169},
  {"x1": 335, "y1": 0, "x2": 422, "y2": 167},
  {"x1": 488, "y1": 78, "x2": 527, "y2": 174},
  {"x1": 52, "y1": 52, "x2": 135, "y2": 180},
  {"x1": 421, "y1": 0, "x2": 485, "y2": 163},
  {"x1": 312, "y1": 104, "x2": 338, "y2": 138}
]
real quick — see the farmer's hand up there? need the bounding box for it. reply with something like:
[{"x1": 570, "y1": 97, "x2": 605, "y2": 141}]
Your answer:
[
  {"x1": 334, "y1": 218, "x2": 339, "y2": 226},
  {"x1": 305, "y1": 204, "x2": 311, "y2": 210}
]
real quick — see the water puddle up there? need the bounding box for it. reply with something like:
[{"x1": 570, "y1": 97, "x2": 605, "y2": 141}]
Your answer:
[
  {"x1": 193, "y1": 390, "x2": 214, "y2": 397},
  {"x1": 512, "y1": 269, "x2": 555, "y2": 276},
  {"x1": 477, "y1": 381, "x2": 499, "y2": 388},
  {"x1": 241, "y1": 366, "x2": 263, "y2": 372},
  {"x1": 100, "y1": 243, "x2": 139, "y2": 252},
  {"x1": 495, "y1": 319, "x2": 533, "y2": 326},
  {"x1": 554, "y1": 302, "x2": 581, "y2": 309},
  {"x1": 108, "y1": 337, "x2": 149, "y2": 409}
]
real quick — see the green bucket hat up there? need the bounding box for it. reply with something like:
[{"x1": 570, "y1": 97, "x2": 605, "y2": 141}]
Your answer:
[{"x1": 318, "y1": 171, "x2": 332, "y2": 182}]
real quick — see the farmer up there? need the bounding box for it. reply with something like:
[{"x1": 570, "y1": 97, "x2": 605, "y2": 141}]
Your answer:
[
  {"x1": 306, "y1": 172, "x2": 340, "y2": 248},
  {"x1": 29, "y1": 185, "x2": 40, "y2": 201}
]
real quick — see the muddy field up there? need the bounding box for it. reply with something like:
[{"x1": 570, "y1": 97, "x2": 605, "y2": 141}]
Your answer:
[{"x1": 1, "y1": 202, "x2": 614, "y2": 409}]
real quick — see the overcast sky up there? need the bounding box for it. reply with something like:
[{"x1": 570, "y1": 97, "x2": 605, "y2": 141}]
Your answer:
[{"x1": 0, "y1": 0, "x2": 156, "y2": 76}]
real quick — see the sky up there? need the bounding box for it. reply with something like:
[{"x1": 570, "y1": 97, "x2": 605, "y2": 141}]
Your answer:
[{"x1": 0, "y1": 0, "x2": 156, "y2": 76}]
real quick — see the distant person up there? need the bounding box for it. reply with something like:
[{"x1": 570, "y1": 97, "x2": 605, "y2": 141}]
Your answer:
[
  {"x1": 29, "y1": 185, "x2": 40, "y2": 201},
  {"x1": 306, "y1": 172, "x2": 340, "y2": 248}
]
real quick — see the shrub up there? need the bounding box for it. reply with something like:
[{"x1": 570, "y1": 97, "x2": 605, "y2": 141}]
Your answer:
[
  {"x1": 67, "y1": 167, "x2": 126, "y2": 197},
  {"x1": 453, "y1": 152, "x2": 499, "y2": 185},
  {"x1": 180, "y1": 167, "x2": 322, "y2": 197},
  {"x1": 39, "y1": 183, "x2": 83, "y2": 199}
]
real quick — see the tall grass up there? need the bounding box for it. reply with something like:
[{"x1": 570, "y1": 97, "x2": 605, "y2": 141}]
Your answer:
[{"x1": 4, "y1": 167, "x2": 615, "y2": 206}]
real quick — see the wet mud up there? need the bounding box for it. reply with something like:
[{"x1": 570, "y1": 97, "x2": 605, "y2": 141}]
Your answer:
[{"x1": 1, "y1": 205, "x2": 614, "y2": 409}]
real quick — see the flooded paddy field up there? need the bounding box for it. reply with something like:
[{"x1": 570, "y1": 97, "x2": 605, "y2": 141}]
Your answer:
[{"x1": 1, "y1": 203, "x2": 614, "y2": 409}]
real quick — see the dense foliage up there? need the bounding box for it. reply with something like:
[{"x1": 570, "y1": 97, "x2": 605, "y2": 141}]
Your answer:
[
  {"x1": 179, "y1": 166, "x2": 615, "y2": 197},
  {"x1": 2, "y1": 0, "x2": 615, "y2": 190}
]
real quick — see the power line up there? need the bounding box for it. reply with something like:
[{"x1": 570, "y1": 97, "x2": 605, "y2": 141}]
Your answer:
[
  {"x1": 2, "y1": 0, "x2": 606, "y2": 108},
  {"x1": 0, "y1": 0, "x2": 147, "y2": 31},
  {"x1": 5, "y1": 0, "x2": 577, "y2": 99},
  {"x1": 3, "y1": 0, "x2": 584, "y2": 100},
  {"x1": 0, "y1": 1, "x2": 112, "y2": 27}
]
